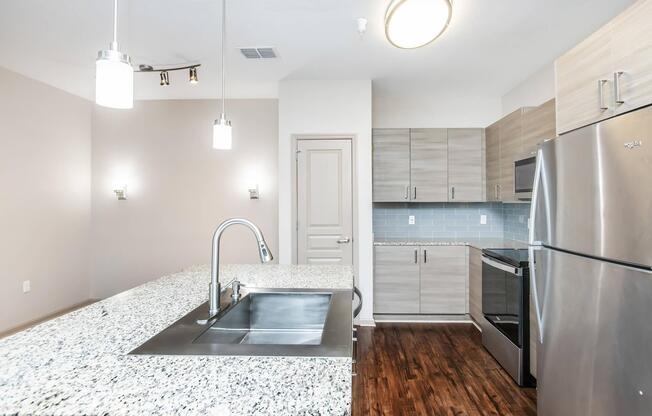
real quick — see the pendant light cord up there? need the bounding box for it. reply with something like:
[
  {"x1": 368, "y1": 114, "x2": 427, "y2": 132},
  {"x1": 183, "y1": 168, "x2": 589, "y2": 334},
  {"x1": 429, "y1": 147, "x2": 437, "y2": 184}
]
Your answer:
[
  {"x1": 112, "y1": 0, "x2": 118, "y2": 49},
  {"x1": 221, "y1": 0, "x2": 226, "y2": 115}
]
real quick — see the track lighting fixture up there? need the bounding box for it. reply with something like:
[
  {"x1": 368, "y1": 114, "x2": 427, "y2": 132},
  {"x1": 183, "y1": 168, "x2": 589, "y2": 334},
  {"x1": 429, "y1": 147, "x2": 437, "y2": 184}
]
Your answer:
[
  {"x1": 159, "y1": 71, "x2": 170, "y2": 86},
  {"x1": 137, "y1": 64, "x2": 201, "y2": 87}
]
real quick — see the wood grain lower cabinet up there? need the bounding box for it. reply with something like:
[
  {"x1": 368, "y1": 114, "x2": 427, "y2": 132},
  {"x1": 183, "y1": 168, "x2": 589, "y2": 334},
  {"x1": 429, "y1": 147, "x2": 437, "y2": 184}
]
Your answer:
[
  {"x1": 468, "y1": 247, "x2": 483, "y2": 324},
  {"x1": 419, "y1": 246, "x2": 468, "y2": 314},
  {"x1": 373, "y1": 246, "x2": 420, "y2": 313}
]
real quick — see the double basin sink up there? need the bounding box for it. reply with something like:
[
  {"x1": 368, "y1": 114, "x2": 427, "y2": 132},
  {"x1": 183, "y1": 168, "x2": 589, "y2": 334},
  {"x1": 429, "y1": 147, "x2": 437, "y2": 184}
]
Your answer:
[{"x1": 130, "y1": 287, "x2": 353, "y2": 357}]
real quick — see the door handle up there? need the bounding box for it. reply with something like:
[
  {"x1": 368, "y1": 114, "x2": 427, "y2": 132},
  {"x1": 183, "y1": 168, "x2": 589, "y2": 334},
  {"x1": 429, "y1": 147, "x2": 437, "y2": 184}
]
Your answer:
[
  {"x1": 423, "y1": 249, "x2": 427, "y2": 263},
  {"x1": 598, "y1": 79, "x2": 609, "y2": 110},
  {"x1": 413, "y1": 186, "x2": 417, "y2": 200},
  {"x1": 404, "y1": 185, "x2": 409, "y2": 200},
  {"x1": 451, "y1": 186, "x2": 455, "y2": 200},
  {"x1": 614, "y1": 71, "x2": 625, "y2": 105},
  {"x1": 337, "y1": 237, "x2": 351, "y2": 244},
  {"x1": 414, "y1": 249, "x2": 418, "y2": 264}
]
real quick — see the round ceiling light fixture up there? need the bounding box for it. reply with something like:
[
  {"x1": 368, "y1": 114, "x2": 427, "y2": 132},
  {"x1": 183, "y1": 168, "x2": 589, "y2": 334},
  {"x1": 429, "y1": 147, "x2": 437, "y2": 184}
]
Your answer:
[{"x1": 385, "y1": 0, "x2": 452, "y2": 49}]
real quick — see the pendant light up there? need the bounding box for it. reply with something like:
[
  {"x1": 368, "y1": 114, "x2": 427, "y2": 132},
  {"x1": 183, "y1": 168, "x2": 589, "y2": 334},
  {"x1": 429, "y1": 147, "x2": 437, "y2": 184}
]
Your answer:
[
  {"x1": 95, "y1": 0, "x2": 134, "y2": 109},
  {"x1": 385, "y1": 0, "x2": 452, "y2": 49},
  {"x1": 213, "y1": 0, "x2": 232, "y2": 150}
]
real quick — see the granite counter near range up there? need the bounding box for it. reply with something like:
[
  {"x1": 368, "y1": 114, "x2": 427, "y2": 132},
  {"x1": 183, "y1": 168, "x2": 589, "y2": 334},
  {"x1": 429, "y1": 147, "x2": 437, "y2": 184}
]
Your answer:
[
  {"x1": 0, "y1": 264, "x2": 354, "y2": 416},
  {"x1": 373, "y1": 238, "x2": 528, "y2": 250}
]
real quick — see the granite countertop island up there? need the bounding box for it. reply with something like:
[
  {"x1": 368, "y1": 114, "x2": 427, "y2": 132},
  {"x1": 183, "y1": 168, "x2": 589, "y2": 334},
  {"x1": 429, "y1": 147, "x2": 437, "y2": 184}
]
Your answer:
[
  {"x1": 373, "y1": 237, "x2": 528, "y2": 250},
  {"x1": 0, "y1": 264, "x2": 354, "y2": 416}
]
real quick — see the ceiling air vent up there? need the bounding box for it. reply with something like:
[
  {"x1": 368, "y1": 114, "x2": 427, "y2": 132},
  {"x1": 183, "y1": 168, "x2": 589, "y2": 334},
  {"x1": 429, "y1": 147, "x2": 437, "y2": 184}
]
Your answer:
[{"x1": 239, "y1": 47, "x2": 277, "y2": 59}]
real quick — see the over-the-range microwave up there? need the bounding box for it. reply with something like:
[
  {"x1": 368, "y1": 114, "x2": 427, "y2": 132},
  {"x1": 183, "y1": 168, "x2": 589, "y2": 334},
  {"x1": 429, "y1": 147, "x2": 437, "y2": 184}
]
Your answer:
[{"x1": 514, "y1": 155, "x2": 536, "y2": 200}]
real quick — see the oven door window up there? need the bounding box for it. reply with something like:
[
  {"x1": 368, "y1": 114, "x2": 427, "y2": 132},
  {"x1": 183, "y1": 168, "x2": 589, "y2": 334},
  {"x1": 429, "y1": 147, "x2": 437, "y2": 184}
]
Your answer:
[{"x1": 482, "y1": 261, "x2": 523, "y2": 347}]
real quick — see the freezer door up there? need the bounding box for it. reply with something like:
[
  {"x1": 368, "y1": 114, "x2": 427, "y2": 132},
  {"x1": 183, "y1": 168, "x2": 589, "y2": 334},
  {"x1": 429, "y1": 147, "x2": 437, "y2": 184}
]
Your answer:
[
  {"x1": 534, "y1": 247, "x2": 652, "y2": 416},
  {"x1": 532, "y1": 105, "x2": 652, "y2": 268}
]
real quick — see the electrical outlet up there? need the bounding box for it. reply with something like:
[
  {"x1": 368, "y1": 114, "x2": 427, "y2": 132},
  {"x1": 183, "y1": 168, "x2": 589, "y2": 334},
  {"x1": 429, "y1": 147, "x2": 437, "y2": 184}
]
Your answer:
[
  {"x1": 22, "y1": 280, "x2": 31, "y2": 294},
  {"x1": 519, "y1": 215, "x2": 526, "y2": 223},
  {"x1": 408, "y1": 215, "x2": 415, "y2": 225},
  {"x1": 480, "y1": 215, "x2": 487, "y2": 225}
]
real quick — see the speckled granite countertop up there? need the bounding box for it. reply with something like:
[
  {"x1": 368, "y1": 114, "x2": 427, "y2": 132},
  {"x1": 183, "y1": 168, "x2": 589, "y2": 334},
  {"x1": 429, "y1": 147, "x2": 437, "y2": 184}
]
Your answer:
[
  {"x1": 0, "y1": 264, "x2": 354, "y2": 416},
  {"x1": 373, "y1": 238, "x2": 528, "y2": 250}
]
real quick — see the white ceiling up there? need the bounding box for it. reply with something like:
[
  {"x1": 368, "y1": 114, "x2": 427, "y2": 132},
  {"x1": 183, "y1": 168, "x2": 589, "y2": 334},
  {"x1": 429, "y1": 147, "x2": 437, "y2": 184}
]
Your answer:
[{"x1": 0, "y1": 0, "x2": 635, "y2": 101}]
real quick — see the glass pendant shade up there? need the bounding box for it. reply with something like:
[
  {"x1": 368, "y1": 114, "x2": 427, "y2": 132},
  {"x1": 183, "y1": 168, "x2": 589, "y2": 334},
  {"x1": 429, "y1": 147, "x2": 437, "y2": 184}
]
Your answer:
[
  {"x1": 95, "y1": 48, "x2": 134, "y2": 109},
  {"x1": 385, "y1": 0, "x2": 452, "y2": 49},
  {"x1": 213, "y1": 115, "x2": 232, "y2": 150}
]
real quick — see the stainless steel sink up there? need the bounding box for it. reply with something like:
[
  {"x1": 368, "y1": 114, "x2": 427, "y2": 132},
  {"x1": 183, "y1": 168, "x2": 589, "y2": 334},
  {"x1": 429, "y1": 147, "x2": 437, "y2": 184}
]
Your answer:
[{"x1": 130, "y1": 287, "x2": 353, "y2": 357}]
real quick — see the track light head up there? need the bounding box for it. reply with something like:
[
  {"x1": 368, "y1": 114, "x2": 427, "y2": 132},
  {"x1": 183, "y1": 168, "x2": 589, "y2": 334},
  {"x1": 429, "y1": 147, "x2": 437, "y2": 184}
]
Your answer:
[
  {"x1": 160, "y1": 71, "x2": 170, "y2": 86},
  {"x1": 189, "y1": 67, "x2": 199, "y2": 84}
]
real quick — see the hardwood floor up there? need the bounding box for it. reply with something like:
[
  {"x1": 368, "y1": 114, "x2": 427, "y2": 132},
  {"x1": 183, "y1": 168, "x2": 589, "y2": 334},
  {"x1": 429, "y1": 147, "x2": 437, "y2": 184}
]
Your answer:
[{"x1": 352, "y1": 323, "x2": 537, "y2": 416}]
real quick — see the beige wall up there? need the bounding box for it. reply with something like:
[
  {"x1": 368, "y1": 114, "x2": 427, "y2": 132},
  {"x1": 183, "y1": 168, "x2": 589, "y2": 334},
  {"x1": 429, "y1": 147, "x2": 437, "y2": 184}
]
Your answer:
[
  {"x1": 0, "y1": 67, "x2": 92, "y2": 333},
  {"x1": 91, "y1": 99, "x2": 278, "y2": 298}
]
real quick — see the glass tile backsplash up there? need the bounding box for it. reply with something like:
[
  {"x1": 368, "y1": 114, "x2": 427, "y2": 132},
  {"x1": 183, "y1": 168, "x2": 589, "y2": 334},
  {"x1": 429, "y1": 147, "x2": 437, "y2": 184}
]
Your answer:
[{"x1": 373, "y1": 202, "x2": 531, "y2": 242}]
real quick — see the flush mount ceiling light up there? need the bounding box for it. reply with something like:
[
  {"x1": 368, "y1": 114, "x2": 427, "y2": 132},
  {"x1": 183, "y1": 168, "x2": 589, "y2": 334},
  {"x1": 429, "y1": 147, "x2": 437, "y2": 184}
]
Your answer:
[
  {"x1": 213, "y1": 0, "x2": 232, "y2": 150},
  {"x1": 385, "y1": 0, "x2": 452, "y2": 49},
  {"x1": 95, "y1": 0, "x2": 134, "y2": 109}
]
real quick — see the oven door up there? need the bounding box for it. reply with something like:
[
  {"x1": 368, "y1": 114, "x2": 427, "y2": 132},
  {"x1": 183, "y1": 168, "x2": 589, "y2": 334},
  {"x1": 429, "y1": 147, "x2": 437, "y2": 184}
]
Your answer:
[{"x1": 482, "y1": 255, "x2": 524, "y2": 347}]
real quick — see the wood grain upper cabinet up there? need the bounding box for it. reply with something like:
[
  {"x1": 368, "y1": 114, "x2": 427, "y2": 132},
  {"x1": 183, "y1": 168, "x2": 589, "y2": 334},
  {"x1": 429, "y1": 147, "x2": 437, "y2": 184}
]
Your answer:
[
  {"x1": 555, "y1": 24, "x2": 614, "y2": 134},
  {"x1": 419, "y1": 246, "x2": 467, "y2": 314},
  {"x1": 468, "y1": 247, "x2": 483, "y2": 324},
  {"x1": 448, "y1": 129, "x2": 483, "y2": 202},
  {"x1": 372, "y1": 129, "x2": 410, "y2": 202},
  {"x1": 610, "y1": 0, "x2": 652, "y2": 116},
  {"x1": 555, "y1": 0, "x2": 652, "y2": 134},
  {"x1": 374, "y1": 246, "x2": 420, "y2": 314},
  {"x1": 485, "y1": 122, "x2": 501, "y2": 202},
  {"x1": 498, "y1": 109, "x2": 524, "y2": 203},
  {"x1": 410, "y1": 129, "x2": 448, "y2": 202},
  {"x1": 522, "y1": 99, "x2": 556, "y2": 157}
]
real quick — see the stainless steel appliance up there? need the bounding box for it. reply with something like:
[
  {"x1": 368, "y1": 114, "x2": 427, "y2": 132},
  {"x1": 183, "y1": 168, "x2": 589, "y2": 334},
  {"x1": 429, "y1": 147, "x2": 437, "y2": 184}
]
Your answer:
[
  {"x1": 530, "y1": 105, "x2": 652, "y2": 415},
  {"x1": 481, "y1": 248, "x2": 533, "y2": 386},
  {"x1": 514, "y1": 155, "x2": 536, "y2": 200}
]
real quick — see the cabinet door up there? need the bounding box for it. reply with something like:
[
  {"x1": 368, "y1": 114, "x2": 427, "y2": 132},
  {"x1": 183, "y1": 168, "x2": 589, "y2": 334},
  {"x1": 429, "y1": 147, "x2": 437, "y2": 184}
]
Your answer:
[
  {"x1": 610, "y1": 0, "x2": 652, "y2": 116},
  {"x1": 485, "y1": 122, "x2": 501, "y2": 202},
  {"x1": 468, "y1": 247, "x2": 483, "y2": 324},
  {"x1": 522, "y1": 99, "x2": 556, "y2": 157},
  {"x1": 555, "y1": 24, "x2": 614, "y2": 135},
  {"x1": 420, "y1": 246, "x2": 467, "y2": 314},
  {"x1": 448, "y1": 128, "x2": 483, "y2": 202},
  {"x1": 372, "y1": 129, "x2": 410, "y2": 202},
  {"x1": 499, "y1": 109, "x2": 523, "y2": 202},
  {"x1": 410, "y1": 129, "x2": 448, "y2": 202},
  {"x1": 374, "y1": 246, "x2": 420, "y2": 314}
]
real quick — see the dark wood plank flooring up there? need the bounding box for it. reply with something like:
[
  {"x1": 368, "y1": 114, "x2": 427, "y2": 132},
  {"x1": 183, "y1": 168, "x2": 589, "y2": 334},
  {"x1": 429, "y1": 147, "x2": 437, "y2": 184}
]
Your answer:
[{"x1": 352, "y1": 323, "x2": 537, "y2": 416}]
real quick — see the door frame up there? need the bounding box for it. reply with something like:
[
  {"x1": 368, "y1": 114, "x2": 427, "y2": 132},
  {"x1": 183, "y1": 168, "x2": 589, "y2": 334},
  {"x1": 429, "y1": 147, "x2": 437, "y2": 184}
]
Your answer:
[{"x1": 291, "y1": 134, "x2": 357, "y2": 269}]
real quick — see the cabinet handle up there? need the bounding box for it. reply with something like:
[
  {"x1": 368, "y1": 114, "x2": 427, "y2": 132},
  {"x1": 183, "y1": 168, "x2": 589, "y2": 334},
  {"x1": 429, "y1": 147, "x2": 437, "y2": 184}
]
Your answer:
[
  {"x1": 404, "y1": 185, "x2": 409, "y2": 200},
  {"x1": 451, "y1": 186, "x2": 455, "y2": 200},
  {"x1": 598, "y1": 79, "x2": 609, "y2": 110},
  {"x1": 413, "y1": 186, "x2": 417, "y2": 200},
  {"x1": 614, "y1": 71, "x2": 625, "y2": 105},
  {"x1": 423, "y1": 249, "x2": 427, "y2": 263},
  {"x1": 414, "y1": 249, "x2": 418, "y2": 264}
]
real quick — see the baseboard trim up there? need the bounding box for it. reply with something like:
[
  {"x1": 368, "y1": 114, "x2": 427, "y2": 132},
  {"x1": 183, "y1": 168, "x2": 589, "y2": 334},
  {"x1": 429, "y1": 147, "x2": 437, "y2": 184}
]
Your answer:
[
  {"x1": 0, "y1": 298, "x2": 100, "y2": 339},
  {"x1": 355, "y1": 318, "x2": 376, "y2": 327},
  {"x1": 374, "y1": 313, "x2": 473, "y2": 323}
]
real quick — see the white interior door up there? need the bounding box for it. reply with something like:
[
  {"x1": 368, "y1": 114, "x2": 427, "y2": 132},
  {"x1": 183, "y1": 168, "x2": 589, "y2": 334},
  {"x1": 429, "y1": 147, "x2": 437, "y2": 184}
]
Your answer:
[{"x1": 297, "y1": 139, "x2": 353, "y2": 265}]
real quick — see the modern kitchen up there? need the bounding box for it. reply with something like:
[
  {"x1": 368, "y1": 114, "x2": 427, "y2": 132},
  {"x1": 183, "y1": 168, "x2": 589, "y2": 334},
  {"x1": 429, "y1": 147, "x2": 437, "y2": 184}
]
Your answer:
[{"x1": 1, "y1": 0, "x2": 651, "y2": 415}]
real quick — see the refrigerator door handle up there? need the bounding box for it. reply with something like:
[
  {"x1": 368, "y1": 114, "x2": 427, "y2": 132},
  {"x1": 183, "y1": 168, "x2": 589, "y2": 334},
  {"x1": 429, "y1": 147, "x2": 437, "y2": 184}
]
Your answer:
[
  {"x1": 529, "y1": 147, "x2": 543, "y2": 246},
  {"x1": 529, "y1": 245, "x2": 544, "y2": 343}
]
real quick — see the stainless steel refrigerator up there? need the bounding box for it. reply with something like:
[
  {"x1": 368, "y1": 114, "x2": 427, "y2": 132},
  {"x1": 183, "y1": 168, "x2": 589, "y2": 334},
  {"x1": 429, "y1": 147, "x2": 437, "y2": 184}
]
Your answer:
[{"x1": 529, "y1": 105, "x2": 652, "y2": 415}]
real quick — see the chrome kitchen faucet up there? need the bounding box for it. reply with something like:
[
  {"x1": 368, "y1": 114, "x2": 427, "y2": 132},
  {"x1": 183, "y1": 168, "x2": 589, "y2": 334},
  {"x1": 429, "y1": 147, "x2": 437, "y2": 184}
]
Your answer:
[{"x1": 202, "y1": 218, "x2": 273, "y2": 322}]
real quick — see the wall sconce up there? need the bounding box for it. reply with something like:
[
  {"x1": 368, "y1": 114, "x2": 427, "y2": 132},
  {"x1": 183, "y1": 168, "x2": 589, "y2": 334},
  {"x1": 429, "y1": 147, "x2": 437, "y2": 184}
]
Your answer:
[
  {"x1": 248, "y1": 185, "x2": 259, "y2": 200},
  {"x1": 113, "y1": 185, "x2": 127, "y2": 200}
]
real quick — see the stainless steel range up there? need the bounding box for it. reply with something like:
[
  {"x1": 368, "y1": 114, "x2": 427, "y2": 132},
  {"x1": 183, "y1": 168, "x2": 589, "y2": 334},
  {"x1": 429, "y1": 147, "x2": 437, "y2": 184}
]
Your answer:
[{"x1": 481, "y1": 248, "x2": 534, "y2": 387}]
